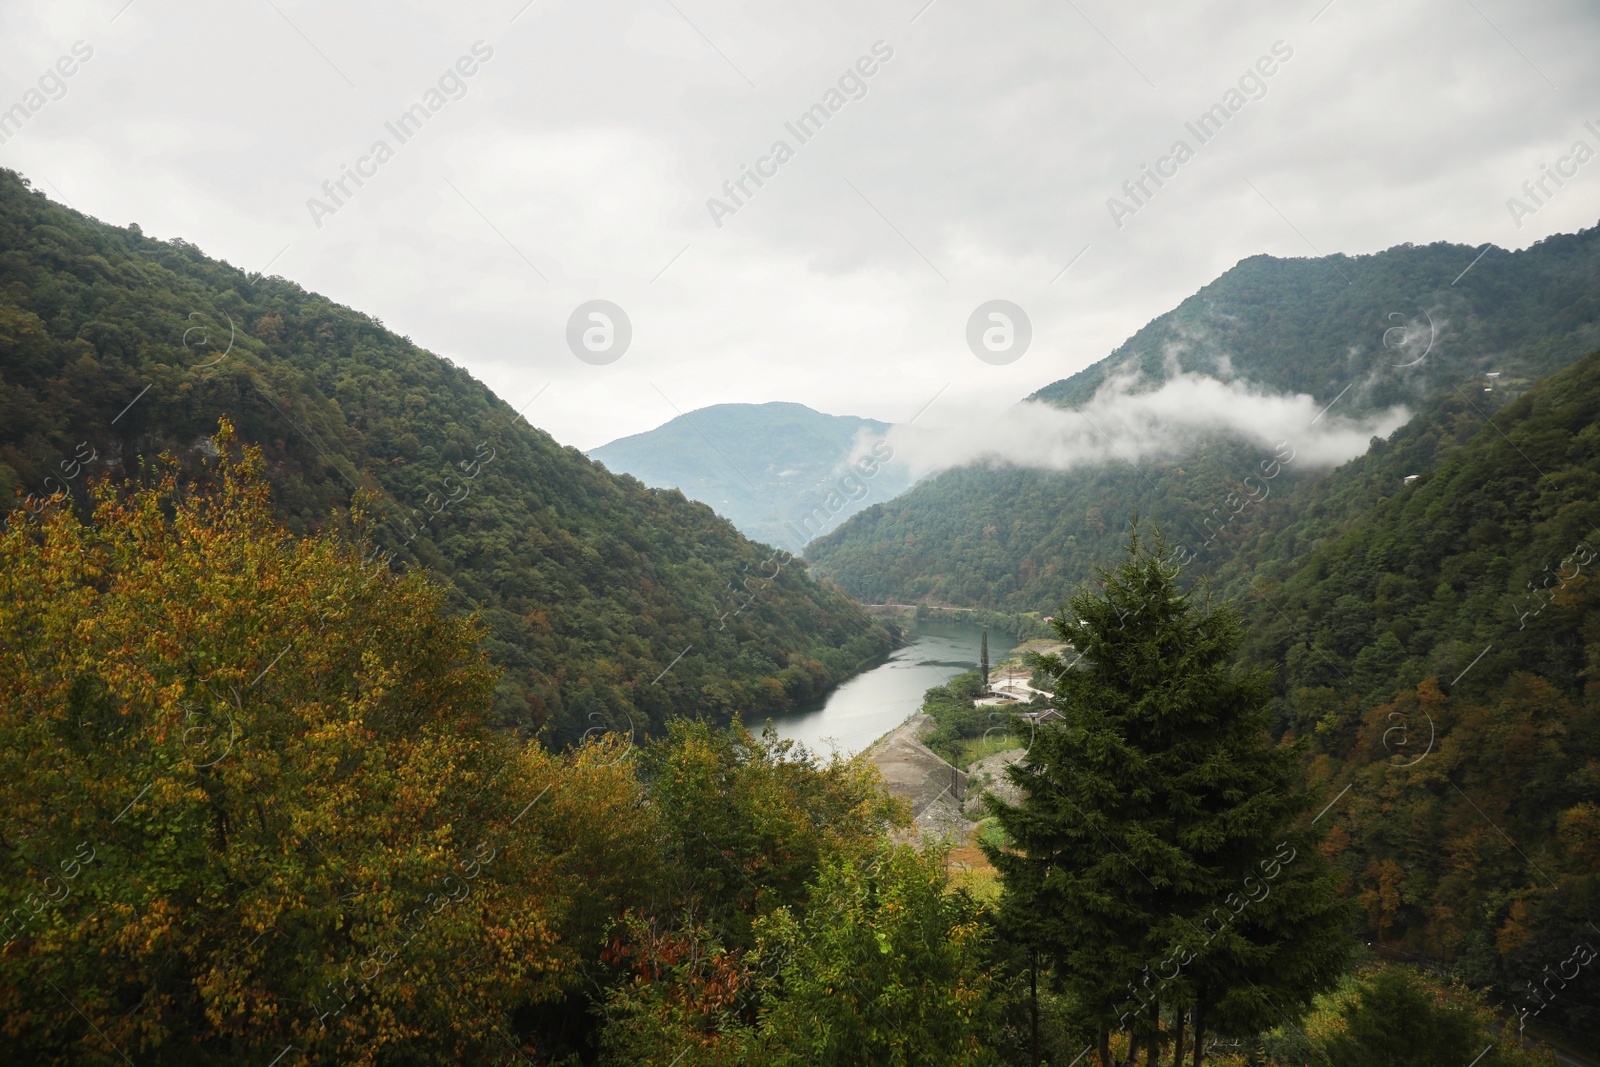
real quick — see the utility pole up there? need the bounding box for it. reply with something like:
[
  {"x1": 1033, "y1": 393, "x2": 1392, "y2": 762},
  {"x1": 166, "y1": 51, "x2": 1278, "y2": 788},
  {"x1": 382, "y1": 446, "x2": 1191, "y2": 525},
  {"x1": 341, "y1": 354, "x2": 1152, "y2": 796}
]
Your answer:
[{"x1": 980, "y1": 630, "x2": 990, "y2": 695}]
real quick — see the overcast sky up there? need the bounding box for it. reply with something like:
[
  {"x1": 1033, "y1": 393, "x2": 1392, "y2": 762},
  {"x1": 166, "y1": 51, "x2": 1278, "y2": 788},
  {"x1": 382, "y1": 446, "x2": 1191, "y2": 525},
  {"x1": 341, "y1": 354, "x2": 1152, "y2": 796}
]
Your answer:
[{"x1": 2, "y1": 0, "x2": 1597, "y2": 450}]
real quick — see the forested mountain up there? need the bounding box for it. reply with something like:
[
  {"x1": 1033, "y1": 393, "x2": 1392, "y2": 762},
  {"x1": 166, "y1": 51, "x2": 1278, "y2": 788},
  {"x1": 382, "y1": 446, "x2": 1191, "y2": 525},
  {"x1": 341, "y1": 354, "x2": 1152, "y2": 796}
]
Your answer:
[
  {"x1": 588, "y1": 401, "x2": 911, "y2": 549},
  {"x1": 799, "y1": 229, "x2": 1600, "y2": 1044},
  {"x1": 1031, "y1": 237, "x2": 1600, "y2": 410},
  {"x1": 984, "y1": 351, "x2": 1600, "y2": 1042},
  {"x1": 0, "y1": 169, "x2": 892, "y2": 747},
  {"x1": 1230, "y1": 351, "x2": 1600, "y2": 1040},
  {"x1": 807, "y1": 226, "x2": 1600, "y2": 612}
]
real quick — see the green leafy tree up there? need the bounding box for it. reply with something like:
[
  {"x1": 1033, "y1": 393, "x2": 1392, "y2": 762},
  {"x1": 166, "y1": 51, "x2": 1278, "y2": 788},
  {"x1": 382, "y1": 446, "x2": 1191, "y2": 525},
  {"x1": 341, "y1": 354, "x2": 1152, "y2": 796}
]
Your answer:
[
  {"x1": 747, "y1": 844, "x2": 998, "y2": 1067},
  {"x1": 985, "y1": 529, "x2": 1349, "y2": 1066},
  {"x1": 636, "y1": 719, "x2": 905, "y2": 951},
  {"x1": 596, "y1": 839, "x2": 998, "y2": 1067},
  {"x1": 1321, "y1": 969, "x2": 1512, "y2": 1067}
]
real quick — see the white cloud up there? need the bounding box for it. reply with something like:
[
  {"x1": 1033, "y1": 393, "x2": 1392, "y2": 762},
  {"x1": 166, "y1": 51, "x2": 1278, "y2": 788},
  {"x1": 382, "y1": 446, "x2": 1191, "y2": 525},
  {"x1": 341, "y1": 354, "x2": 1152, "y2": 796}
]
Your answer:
[{"x1": 872, "y1": 370, "x2": 1412, "y2": 477}]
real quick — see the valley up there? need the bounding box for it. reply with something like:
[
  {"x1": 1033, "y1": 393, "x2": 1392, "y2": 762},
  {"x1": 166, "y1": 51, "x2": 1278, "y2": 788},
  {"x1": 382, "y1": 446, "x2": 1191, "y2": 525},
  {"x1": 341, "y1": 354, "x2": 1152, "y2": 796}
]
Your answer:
[{"x1": 3, "y1": 169, "x2": 1597, "y2": 1067}]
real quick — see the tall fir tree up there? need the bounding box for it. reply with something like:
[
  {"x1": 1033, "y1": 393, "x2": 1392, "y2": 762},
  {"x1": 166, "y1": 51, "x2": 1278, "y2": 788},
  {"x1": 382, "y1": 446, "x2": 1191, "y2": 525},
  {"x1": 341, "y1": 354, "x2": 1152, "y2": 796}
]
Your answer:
[{"x1": 982, "y1": 528, "x2": 1351, "y2": 1067}]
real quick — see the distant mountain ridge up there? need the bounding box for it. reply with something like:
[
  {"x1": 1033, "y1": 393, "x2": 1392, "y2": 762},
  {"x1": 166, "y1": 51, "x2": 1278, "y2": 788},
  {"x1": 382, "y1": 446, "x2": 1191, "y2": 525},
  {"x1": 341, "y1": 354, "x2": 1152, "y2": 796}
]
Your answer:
[{"x1": 589, "y1": 401, "x2": 911, "y2": 549}]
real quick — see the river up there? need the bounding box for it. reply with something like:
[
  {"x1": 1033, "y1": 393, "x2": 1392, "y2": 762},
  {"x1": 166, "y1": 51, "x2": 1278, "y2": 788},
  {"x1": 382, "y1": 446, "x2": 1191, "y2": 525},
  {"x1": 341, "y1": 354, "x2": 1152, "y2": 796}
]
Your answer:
[{"x1": 764, "y1": 619, "x2": 1017, "y2": 757}]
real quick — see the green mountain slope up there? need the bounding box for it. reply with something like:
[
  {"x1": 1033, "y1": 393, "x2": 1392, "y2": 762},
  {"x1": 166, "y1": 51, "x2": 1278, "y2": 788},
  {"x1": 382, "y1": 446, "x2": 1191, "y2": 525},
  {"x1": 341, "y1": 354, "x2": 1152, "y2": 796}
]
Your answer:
[
  {"x1": 1243, "y1": 348, "x2": 1600, "y2": 721},
  {"x1": 808, "y1": 228, "x2": 1600, "y2": 612},
  {"x1": 0, "y1": 169, "x2": 893, "y2": 746},
  {"x1": 588, "y1": 401, "x2": 911, "y2": 549},
  {"x1": 1031, "y1": 238, "x2": 1600, "y2": 410},
  {"x1": 1237, "y1": 351, "x2": 1600, "y2": 1038}
]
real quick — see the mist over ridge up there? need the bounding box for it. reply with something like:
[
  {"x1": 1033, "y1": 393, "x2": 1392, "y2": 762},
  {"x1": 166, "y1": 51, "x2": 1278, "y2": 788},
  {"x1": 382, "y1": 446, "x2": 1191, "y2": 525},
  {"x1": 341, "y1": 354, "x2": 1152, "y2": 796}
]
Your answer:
[{"x1": 861, "y1": 366, "x2": 1411, "y2": 480}]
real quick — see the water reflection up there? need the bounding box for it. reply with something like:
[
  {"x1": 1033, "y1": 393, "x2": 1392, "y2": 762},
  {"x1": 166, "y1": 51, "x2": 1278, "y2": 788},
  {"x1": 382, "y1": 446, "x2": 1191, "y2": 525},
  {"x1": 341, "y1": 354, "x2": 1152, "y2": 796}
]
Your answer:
[{"x1": 763, "y1": 620, "x2": 1016, "y2": 757}]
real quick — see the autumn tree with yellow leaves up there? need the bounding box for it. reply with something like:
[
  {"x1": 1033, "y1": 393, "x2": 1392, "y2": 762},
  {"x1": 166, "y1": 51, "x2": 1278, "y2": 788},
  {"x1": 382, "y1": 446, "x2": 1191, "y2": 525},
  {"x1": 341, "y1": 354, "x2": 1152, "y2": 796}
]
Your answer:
[
  {"x1": 1, "y1": 424, "x2": 1007, "y2": 1067},
  {"x1": 0, "y1": 425, "x2": 658, "y2": 1065}
]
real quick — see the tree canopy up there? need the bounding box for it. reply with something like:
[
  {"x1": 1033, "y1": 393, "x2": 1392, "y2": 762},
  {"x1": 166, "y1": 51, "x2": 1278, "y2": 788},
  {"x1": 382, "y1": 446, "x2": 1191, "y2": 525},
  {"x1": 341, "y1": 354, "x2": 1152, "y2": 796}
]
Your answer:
[{"x1": 0, "y1": 439, "x2": 994, "y2": 1064}]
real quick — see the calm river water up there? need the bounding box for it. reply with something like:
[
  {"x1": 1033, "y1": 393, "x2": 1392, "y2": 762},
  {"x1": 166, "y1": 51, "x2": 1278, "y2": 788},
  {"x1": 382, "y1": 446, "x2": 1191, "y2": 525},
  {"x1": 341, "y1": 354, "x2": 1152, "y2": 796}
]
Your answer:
[{"x1": 763, "y1": 620, "x2": 1017, "y2": 757}]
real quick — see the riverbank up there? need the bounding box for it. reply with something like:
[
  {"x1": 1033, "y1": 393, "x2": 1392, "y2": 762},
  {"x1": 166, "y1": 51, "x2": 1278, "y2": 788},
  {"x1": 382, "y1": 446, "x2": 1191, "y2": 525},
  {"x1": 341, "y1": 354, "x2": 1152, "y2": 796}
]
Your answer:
[
  {"x1": 767, "y1": 619, "x2": 1007, "y2": 756},
  {"x1": 865, "y1": 711, "x2": 1026, "y2": 835},
  {"x1": 864, "y1": 712, "x2": 970, "y2": 838},
  {"x1": 864, "y1": 710, "x2": 1026, "y2": 902}
]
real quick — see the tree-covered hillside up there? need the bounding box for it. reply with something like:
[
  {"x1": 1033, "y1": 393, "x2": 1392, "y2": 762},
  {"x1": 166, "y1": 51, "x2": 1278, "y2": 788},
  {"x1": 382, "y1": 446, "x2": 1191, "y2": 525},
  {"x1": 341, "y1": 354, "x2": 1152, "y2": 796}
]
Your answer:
[
  {"x1": 1232, "y1": 350, "x2": 1600, "y2": 1040},
  {"x1": 803, "y1": 441, "x2": 1292, "y2": 609},
  {"x1": 808, "y1": 227, "x2": 1600, "y2": 612},
  {"x1": 1, "y1": 436, "x2": 1569, "y2": 1065},
  {"x1": 588, "y1": 401, "x2": 911, "y2": 549},
  {"x1": 1226, "y1": 346, "x2": 1600, "y2": 713},
  {"x1": 0, "y1": 169, "x2": 892, "y2": 747},
  {"x1": 1032, "y1": 237, "x2": 1600, "y2": 411}
]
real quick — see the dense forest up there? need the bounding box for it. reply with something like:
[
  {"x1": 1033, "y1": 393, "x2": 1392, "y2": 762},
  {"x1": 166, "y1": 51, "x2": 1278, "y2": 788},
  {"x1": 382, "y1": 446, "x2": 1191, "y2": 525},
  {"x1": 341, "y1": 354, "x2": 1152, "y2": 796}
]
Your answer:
[
  {"x1": 804, "y1": 441, "x2": 1302, "y2": 609},
  {"x1": 0, "y1": 446, "x2": 938, "y2": 1063},
  {"x1": 0, "y1": 169, "x2": 893, "y2": 748},
  {"x1": 1232, "y1": 350, "x2": 1600, "y2": 1044},
  {"x1": 1, "y1": 443, "x2": 1566, "y2": 1065},
  {"x1": 807, "y1": 225, "x2": 1600, "y2": 612}
]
